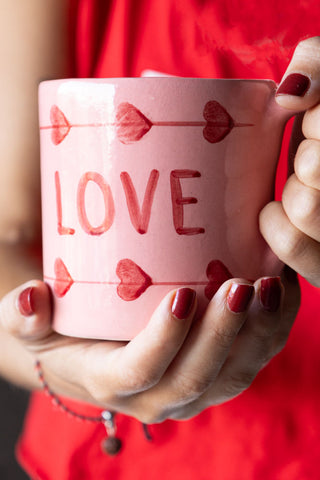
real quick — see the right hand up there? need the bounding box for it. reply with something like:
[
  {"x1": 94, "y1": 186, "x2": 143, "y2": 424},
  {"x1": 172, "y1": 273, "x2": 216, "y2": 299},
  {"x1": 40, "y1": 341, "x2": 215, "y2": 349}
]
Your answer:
[{"x1": 0, "y1": 271, "x2": 299, "y2": 424}]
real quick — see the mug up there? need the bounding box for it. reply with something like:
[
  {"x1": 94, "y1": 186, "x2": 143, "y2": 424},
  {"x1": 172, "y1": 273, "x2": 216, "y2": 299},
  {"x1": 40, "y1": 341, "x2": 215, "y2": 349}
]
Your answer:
[{"x1": 39, "y1": 78, "x2": 291, "y2": 340}]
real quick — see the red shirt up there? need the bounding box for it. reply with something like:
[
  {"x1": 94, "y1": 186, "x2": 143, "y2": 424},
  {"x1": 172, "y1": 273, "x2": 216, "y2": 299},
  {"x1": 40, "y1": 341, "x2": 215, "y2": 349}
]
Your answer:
[{"x1": 17, "y1": 1, "x2": 320, "y2": 478}]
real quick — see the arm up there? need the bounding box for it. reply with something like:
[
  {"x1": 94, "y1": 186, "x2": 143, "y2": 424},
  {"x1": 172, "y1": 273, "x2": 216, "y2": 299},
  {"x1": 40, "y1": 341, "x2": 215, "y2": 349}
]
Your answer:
[
  {"x1": 0, "y1": 0, "x2": 69, "y2": 387},
  {"x1": 0, "y1": 0, "x2": 69, "y2": 243},
  {"x1": 0, "y1": 26, "x2": 314, "y2": 422}
]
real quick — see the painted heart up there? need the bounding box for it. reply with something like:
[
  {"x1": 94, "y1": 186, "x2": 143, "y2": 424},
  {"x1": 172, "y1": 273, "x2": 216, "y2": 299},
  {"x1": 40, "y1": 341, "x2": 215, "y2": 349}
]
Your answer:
[
  {"x1": 205, "y1": 259, "x2": 233, "y2": 300},
  {"x1": 116, "y1": 102, "x2": 152, "y2": 144},
  {"x1": 116, "y1": 259, "x2": 152, "y2": 301},
  {"x1": 50, "y1": 105, "x2": 71, "y2": 145},
  {"x1": 202, "y1": 101, "x2": 234, "y2": 143},
  {"x1": 54, "y1": 257, "x2": 74, "y2": 298}
]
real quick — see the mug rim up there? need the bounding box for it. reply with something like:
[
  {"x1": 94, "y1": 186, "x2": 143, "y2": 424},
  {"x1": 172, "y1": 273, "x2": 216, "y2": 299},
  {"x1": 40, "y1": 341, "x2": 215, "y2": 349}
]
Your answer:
[{"x1": 39, "y1": 77, "x2": 278, "y2": 88}]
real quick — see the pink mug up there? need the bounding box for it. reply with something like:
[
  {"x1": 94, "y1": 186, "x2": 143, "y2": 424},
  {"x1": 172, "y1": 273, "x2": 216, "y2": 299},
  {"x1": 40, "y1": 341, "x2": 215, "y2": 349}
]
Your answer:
[{"x1": 39, "y1": 78, "x2": 291, "y2": 340}]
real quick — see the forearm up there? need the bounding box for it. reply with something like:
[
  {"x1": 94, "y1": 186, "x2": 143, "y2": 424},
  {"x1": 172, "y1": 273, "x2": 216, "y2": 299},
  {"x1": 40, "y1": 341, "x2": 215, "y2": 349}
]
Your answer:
[
  {"x1": 0, "y1": 1, "x2": 69, "y2": 388},
  {"x1": 0, "y1": 0, "x2": 69, "y2": 243}
]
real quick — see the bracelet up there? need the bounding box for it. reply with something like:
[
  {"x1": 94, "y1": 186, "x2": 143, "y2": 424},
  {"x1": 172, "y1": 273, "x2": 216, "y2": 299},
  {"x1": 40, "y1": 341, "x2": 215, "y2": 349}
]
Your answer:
[{"x1": 35, "y1": 360, "x2": 152, "y2": 455}]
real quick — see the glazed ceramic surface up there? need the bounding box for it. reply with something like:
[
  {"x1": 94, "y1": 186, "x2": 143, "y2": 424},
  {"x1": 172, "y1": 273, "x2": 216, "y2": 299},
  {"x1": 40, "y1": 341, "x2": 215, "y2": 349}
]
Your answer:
[{"x1": 39, "y1": 78, "x2": 291, "y2": 340}]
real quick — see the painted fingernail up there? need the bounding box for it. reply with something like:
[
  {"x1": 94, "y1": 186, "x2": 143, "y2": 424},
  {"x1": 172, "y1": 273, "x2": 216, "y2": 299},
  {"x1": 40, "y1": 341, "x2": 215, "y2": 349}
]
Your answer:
[
  {"x1": 260, "y1": 277, "x2": 282, "y2": 312},
  {"x1": 17, "y1": 287, "x2": 35, "y2": 316},
  {"x1": 276, "y1": 73, "x2": 310, "y2": 97},
  {"x1": 172, "y1": 288, "x2": 196, "y2": 319},
  {"x1": 227, "y1": 283, "x2": 254, "y2": 313}
]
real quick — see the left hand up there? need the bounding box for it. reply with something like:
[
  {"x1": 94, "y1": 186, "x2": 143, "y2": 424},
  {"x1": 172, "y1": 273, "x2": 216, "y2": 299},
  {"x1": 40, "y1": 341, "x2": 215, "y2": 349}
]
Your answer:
[
  {"x1": 260, "y1": 36, "x2": 320, "y2": 287},
  {"x1": 0, "y1": 272, "x2": 300, "y2": 423}
]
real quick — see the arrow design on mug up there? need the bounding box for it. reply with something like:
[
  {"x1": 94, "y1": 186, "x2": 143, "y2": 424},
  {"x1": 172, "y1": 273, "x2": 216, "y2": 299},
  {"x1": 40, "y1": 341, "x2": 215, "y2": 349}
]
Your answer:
[
  {"x1": 40, "y1": 102, "x2": 254, "y2": 145},
  {"x1": 53, "y1": 257, "x2": 74, "y2": 298},
  {"x1": 48, "y1": 257, "x2": 234, "y2": 302}
]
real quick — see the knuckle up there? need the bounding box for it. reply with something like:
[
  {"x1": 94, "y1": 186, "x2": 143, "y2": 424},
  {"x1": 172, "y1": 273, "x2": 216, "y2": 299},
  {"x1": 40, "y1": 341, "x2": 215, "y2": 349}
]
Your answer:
[
  {"x1": 256, "y1": 344, "x2": 277, "y2": 367},
  {"x1": 295, "y1": 140, "x2": 320, "y2": 185},
  {"x1": 84, "y1": 369, "x2": 116, "y2": 405},
  {"x1": 252, "y1": 321, "x2": 278, "y2": 339},
  {"x1": 272, "y1": 342, "x2": 286, "y2": 357},
  {"x1": 136, "y1": 408, "x2": 166, "y2": 425},
  {"x1": 290, "y1": 191, "x2": 319, "y2": 226},
  {"x1": 275, "y1": 227, "x2": 308, "y2": 265},
  {"x1": 222, "y1": 371, "x2": 256, "y2": 399},
  {"x1": 170, "y1": 412, "x2": 194, "y2": 421},
  {"x1": 86, "y1": 380, "x2": 114, "y2": 405},
  {"x1": 302, "y1": 111, "x2": 320, "y2": 141},
  {"x1": 305, "y1": 270, "x2": 320, "y2": 288},
  {"x1": 169, "y1": 406, "x2": 202, "y2": 421},
  {"x1": 117, "y1": 367, "x2": 160, "y2": 394},
  {"x1": 295, "y1": 36, "x2": 320, "y2": 55},
  {"x1": 173, "y1": 371, "x2": 211, "y2": 403},
  {"x1": 210, "y1": 324, "x2": 237, "y2": 349},
  {"x1": 87, "y1": 365, "x2": 162, "y2": 402},
  {"x1": 272, "y1": 333, "x2": 290, "y2": 356}
]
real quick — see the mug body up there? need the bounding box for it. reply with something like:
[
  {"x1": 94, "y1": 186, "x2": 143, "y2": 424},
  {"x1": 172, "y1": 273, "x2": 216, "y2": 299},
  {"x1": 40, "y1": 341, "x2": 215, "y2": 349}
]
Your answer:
[{"x1": 39, "y1": 78, "x2": 287, "y2": 340}]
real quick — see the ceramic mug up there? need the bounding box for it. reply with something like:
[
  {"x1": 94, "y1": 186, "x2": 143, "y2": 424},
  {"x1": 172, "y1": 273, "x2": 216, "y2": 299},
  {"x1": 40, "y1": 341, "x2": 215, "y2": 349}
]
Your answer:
[{"x1": 39, "y1": 78, "x2": 291, "y2": 340}]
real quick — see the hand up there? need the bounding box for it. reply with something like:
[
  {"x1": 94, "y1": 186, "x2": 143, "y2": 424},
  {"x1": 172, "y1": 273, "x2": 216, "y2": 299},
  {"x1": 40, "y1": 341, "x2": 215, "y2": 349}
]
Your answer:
[
  {"x1": 2, "y1": 38, "x2": 314, "y2": 424},
  {"x1": 0, "y1": 273, "x2": 299, "y2": 423},
  {"x1": 260, "y1": 36, "x2": 320, "y2": 287}
]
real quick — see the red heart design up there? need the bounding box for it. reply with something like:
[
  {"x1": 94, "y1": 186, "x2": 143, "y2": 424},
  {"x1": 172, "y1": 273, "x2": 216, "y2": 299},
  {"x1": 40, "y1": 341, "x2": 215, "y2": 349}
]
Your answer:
[
  {"x1": 50, "y1": 105, "x2": 71, "y2": 145},
  {"x1": 202, "y1": 101, "x2": 234, "y2": 143},
  {"x1": 116, "y1": 259, "x2": 152, "y2": 301},
  {"x1": 54, "y1": 258, "x2": 74, "y2": 298},
  {"x1": 205, "y1": 260, "x2": 233, "y2": 300},
  {"x1": 116, "y1": 102, "x2": 152, "y2": 144}
]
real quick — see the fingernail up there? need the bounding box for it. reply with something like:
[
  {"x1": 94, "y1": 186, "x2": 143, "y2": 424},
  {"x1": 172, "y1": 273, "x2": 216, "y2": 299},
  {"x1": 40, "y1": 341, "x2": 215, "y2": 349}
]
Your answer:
[
  {"x1": 17, "y1": 287, "x2": 35, "y2": 316},
  {"x1": 276, "y1": 73, "x2": 310, "y2": 97},
  {"x1": 172, "y1": 288, "x2": 196, "y2": 319},
  {"x1": 227, "y1": 283, "x2": 254, "y2": 313},
  {"x1": 260, "y1": 277, "x2": 282, "y2": 312}
]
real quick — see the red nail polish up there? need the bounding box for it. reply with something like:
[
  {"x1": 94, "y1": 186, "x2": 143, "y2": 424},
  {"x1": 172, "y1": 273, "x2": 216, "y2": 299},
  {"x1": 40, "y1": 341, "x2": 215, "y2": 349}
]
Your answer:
[
  {"x1": 227, "y1": 284, "x2": 254, "y2": 313},
  {"x1": 172, "y1": 288, "x2": 196, "y2": 319},
  {"x1": 260, "y1": 277, "x2": 282, "y2": 312},
  {"x1": 276, "y1": 73, "x2": 310, "y2": 97},
  {"x1": 17, "y1": 287, "x2": 35, "y2": 316}
]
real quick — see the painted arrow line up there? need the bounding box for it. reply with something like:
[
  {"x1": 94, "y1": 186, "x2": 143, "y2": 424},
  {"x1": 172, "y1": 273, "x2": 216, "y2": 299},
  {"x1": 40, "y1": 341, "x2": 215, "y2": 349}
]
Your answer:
[{"x1": 40, "y1": 102, "x2": 254, "y2": 145}]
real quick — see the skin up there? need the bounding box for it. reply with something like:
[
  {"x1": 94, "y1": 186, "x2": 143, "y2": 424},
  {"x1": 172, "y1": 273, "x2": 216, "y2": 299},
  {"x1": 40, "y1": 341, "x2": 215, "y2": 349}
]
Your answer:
[{"x1": 0, "y1": 5, "x2": 318, "y2": 423}]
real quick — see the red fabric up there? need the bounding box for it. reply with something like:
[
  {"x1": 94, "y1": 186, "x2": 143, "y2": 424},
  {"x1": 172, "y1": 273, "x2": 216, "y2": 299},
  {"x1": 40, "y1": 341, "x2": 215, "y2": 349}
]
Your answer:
[{"x1": 17, "y1": 1, "x2": 320, "y2": 478}]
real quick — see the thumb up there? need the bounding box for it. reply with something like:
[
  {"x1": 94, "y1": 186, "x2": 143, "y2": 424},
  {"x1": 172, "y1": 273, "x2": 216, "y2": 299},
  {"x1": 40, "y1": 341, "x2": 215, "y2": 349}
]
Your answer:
[
  {"x1": 0, "y1": 280, "x2": 53, "y2": 342},
  {"x1": 275, "y1": 36, "x2": 320, "y2": 111}
]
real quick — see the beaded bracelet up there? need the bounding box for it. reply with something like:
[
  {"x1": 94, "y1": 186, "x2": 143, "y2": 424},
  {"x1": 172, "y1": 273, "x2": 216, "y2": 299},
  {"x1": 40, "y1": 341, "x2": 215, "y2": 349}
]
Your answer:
[{"x1": 35, "y1": 360, "x2": 152, "y2": 455}]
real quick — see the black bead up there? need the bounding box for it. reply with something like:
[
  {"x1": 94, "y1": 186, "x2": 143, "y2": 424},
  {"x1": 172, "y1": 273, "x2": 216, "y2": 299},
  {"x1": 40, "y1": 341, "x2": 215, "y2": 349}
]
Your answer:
[{"x1": 102, "y1": 436, "x2": 122, "y2": 456}]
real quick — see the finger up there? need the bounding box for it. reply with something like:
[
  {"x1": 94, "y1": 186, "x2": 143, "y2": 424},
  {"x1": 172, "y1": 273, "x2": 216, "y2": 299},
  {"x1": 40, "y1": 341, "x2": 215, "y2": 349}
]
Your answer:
[
  {"x1": 168, "y1": 277, "x2": 284, "y2": 420},
  {"x1": 270, "y1": 266, "x2": 300, "y2": 354},
  {"x1": 275, "y1": 37, "x2": 320, "y2": 111},
  {"x1": 294, "y1": 139, "x2": 320, "y2": 189},
  {"x1": 0, "y1": 280, "x2": 53, "y2": 341},
  {"x1": 125, "y1": 280, "x2": 254, "y2": 423},
  {"x1": 259, "y1": 201, "x2": 320, "y2": 286},
  {"x1": 194, "y1": 277, "x2": 284, "y2": 406},
  {"x1": 171, "y1": 274, "x2": 296, "y2": 422},
  {"x1": 170, "y1": 269, "x2": 301, "y2": 421},
  {"x1": 302, "y1": 104, "x2": 320, "y2": 140},
  {"x1": 207, "y1": 270, "x2": 299, "y2": 406},
  {"x1": 88, "y1": 288, "x2": 197, "y2": 400},
  {"x1": 282, "y1": 173, "x2": 320, "y2": 242}
]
